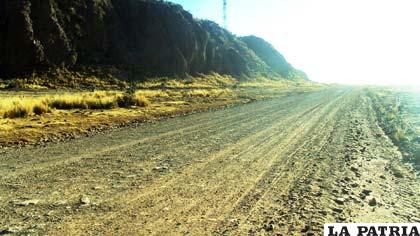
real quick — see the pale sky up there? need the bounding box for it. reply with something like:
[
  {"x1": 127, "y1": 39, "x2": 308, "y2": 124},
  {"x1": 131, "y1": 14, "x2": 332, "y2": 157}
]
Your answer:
[{"x1": 169, "y1": 0, "x2": 420, "y2": 85}]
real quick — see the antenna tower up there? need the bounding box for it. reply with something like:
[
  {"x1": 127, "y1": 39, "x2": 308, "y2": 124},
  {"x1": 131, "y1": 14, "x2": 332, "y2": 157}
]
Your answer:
[{"x1": 223, "y1": 0, "x2": 227, "y2": 29}]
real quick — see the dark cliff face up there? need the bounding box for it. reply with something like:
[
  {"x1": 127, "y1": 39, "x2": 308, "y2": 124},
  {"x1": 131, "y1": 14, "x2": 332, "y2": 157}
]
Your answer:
[{"x1": 0, "y1": 0, "x2": 306, "y2": 80}]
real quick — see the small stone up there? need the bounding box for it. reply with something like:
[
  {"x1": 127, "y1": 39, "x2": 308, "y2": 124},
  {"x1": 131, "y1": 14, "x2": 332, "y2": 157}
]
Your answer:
[
  {"x1": 314, "y1": 191, "x2": 323, "y2": 197},
  {"x1": 350, "y1": 166, "x2": 358, "y2": 172},
  {"x1": 264, "y1": 223, "x2": 274, "y2": 231},
  {"x1": 79, "y1": 196, "x2": 90, "y2": 205},
  {"x1": 338, "y1": 216, "x2": 346, "y2": 222},
  {"x1": 153, "y1": 166, "x2": 169, "y2": 172},
  {"x1": 335, "y1": 198, "x2": 346, "y2": 205},
  {"x1": 15, "y1": 199, "x2": 40, "y2": 206},
  {"x1": 351, "y1": 183, "x2": 359, "y2": 188},
  {"x1": 362, "y1": 189, "x2": 372, "y2": 196},
  {"x1": 368, "y1": 198, "x2": 377, "y2": 206},
  {"x1": 228, "y1": 218, "x2": 239, "y2": 227}
]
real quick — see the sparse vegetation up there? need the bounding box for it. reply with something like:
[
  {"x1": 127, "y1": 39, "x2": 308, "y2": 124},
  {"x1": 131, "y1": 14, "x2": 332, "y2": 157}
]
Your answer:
[
  {"x1": 0, "y1": 91, "x2": 152, "y2": 118},
  {"x1": 367, "y1": 88, "x2": 420, "y2": 169},
  {"x1": 367, "y1": 90, "x2": 407, "y2": 142},
  {"x1": 3, "y1": 102, "x2": 31, "y2": 119},
  {"x1": 2, "y1": 99, "x2": 50, "y2": 119},
  {"x1": 32, "y1": 102, "x2": 50, "y2": 115},
  {"x1": 0, "y1": 74, "x2": 320, "y2": 146},
  {"x1": 117, "y1": 92, "x2": 150, "y2": 108},
  {"x1": 49, "y1": 93, "x2": 118, "y2": 110}
]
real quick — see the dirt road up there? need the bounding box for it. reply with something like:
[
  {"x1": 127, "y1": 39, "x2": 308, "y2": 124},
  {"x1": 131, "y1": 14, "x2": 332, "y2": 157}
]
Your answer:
[{"x1": 1, "y1": 88, "x2": 419, "y2": 235}]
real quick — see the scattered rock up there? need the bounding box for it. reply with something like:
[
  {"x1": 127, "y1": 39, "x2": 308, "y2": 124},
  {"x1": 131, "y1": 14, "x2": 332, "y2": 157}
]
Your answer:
[
  {"x1": 264, "y1": 223, "x2": 274, "y2": 231},
  {"x1": 350, "y1": 166, "x2": 358, "y2": 172},
  {"x1": 153, "y1": 166, "x2": 169, "y2": 172},
  {"x1": 335, "y1": 198, "x2": 346, "y2": 205},
  {"x1": 368, "y1": 198, "x2": 377, "y2": 207},
  {"x1": 229, "y1": 218, "x2": 239, "y2": 227},
  {"x1": 342, "y1": 189, "x2": 350, "y2": 195},
  {"x1": 92, "y1": 186, "x2": 103, "y2": 190},
  {"x1": 14, "y1": 199, "x2": 40, "y2": 206},
  {"x1": 362, "y1": 189, "x2": 372, "y2": 196},
  {"x1": 314, "y1": 191, "x2": 323, "y2": 197},
  {"x1": 0, "y1": 226, "x2": 25, "y2": 234},
  {"x1": 79, "y1": 196, "x2": 90, "y2": 205},
  {"x1": 349, "y1": 195, "x2": 361, "y2": 203},
  {"x1": 351, "y1": 183, "x2": 359, "y2": 188},
  {"x1": 332, "y1": 208, "x2": 343, "y2": 213}
]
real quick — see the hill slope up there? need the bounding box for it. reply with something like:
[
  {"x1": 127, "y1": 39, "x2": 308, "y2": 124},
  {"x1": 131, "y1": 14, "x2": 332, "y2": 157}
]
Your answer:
[
  {"x1": 0, "y1": 0, "x2": 307, "y2": 81},
  {"x1": 241, "y1": 36, "x2": 308, "y2": 80}
]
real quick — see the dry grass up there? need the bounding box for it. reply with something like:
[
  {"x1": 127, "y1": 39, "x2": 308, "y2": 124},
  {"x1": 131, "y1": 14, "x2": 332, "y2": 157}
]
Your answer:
[
  {"x1": 117, "y1": 93, "x2": 150, "y2": 108},
  {"x1": 48, "y1": 93, "x2": 118, "y2": 110},
  {"x1": 0, "y1": 75, "x2": 322, "y2": 146},
  {"x1": 136, "y1": 90, "x2": 170, "y2": 99},
  {"x1": 32, "y1": 101, "x2": 50, "y2": 115},
  {"x1": 1, "y1": 99, "x2": 50, "y2": 119},
  {"x1": 137, "y1": 73, "x2": 237, "y2": 89},
  {"x1": 240, "y1": 78, "x2": 291, "y2": 89},
  {"x1": 0, "y1": 91, "x2": 152, "y2": 119},
  {"x1": 0, "y1": 88, "x2": 234, "y2": 120},
  {"x1": 182, "y1": 89, "x2": 232, "y2": 98}
]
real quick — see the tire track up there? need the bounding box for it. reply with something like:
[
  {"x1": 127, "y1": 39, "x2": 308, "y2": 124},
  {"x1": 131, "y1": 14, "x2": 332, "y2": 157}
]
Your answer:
[
  {"x1": 0, "y1": 90, "x2": 335, "y2": 181},
  {"x1": 49, "y1": 90, "x2": 350, "y2": 235}
]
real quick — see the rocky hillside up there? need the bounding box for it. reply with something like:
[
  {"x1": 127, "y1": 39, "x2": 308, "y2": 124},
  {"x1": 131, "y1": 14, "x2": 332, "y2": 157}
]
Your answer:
[
  {"x1": 241, "y1": 36, "x2": 309, "y2": 81},
  {"x1": 0, "y1": 0, "x2": 307, "y2": 81}
]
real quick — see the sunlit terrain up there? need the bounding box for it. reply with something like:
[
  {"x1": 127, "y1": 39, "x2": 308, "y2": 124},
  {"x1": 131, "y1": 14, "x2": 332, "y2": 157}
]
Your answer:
[
  {"x1": 396, "y1": 87, "x2": 420, "y2": 167},
  {"x1": 1, "y1": 0, "x2": 419, "y2": 235}
]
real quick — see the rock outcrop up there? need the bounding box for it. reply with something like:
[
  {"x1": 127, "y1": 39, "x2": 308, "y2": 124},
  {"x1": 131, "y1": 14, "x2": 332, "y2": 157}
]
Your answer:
[{"x1": 0, "y1": 0, "x2": 307, "y2": 81}]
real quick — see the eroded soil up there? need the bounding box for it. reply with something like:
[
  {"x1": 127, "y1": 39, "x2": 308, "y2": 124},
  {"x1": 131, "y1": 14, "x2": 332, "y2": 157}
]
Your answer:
[{"x1": 0, "y1": 88, "x2": 419, "y2": 235}]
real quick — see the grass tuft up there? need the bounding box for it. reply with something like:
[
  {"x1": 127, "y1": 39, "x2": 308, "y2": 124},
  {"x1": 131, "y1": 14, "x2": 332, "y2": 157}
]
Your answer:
[
  {"x1": 117, "y1": 93, "x2": 150, "y2": 108},
  {"x1": 3, "y1": 102, "x2": 30, "y2": 119},
  {"x1": 33, "y1": 102, "x2": 50, "y2": 115}
]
